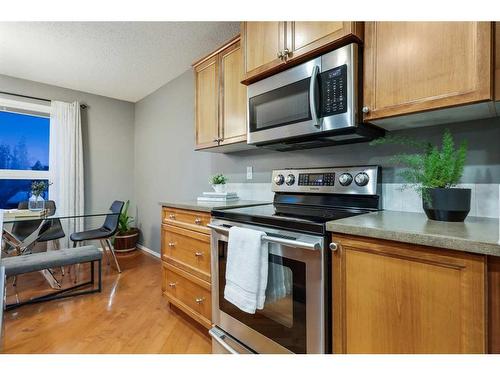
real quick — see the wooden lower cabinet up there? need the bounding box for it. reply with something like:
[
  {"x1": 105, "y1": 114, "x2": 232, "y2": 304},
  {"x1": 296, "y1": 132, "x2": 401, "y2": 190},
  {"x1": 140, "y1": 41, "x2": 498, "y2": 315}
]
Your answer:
[
  {"x1": 162, "y1": 262, "x2": 212, "y2": 329},
  {"x1": 161, "y1": 206, "x2": 212, "y2": 329},
  {"x1": 162, "y1": 207, "x2": 211, "y2": 234},
  {"x1": 488, "y1": 256, "x2": 500, "y2": 353},
  {"x1": 331, "y1": 234, "x2": 487, "y2": 354}
]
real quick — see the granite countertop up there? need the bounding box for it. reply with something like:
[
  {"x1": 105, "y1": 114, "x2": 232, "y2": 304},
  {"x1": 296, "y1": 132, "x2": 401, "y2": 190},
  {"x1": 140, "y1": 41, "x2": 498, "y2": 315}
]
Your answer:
[
  {"x1": 326, "y1": 210, "x2": 500, "y2": 257},
  {"x1": 159, "y1": 200, "x2": 271, "y2": 213}
]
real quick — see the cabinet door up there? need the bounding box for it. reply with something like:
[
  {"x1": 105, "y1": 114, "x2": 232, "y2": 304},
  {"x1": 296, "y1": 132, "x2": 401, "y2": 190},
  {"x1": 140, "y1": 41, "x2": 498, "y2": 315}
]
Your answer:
[
  {"x1": 363, "y1": 22, "x2": 492, "y2": 122},
  {"x1": 195, "y1": 55, "x2": 219, "y2": 149},
  {"x1": 288, "y1": 22, "x2": 363, "y2": 61},
  {"x1": 495, "y1": 22, "x2": 500, "y2": 101},
  {"x1": 219, "y1": 40, "x2": 247, "y2": 145},
  {"x1": 488, "y1": 256, "x2": 500, "y2": 353},
  {"x1": 242, "y1": 21, "x2": 285, "y2": 82},
  {"x1": 332, "y1": 234, "x2": 486, "y2": 354}
]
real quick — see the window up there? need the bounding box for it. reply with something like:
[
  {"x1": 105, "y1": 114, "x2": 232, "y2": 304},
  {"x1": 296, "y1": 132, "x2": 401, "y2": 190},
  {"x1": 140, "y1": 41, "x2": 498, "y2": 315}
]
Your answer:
[{"x1": 0, "y1": 98, "x2": 51, "y2": 209}]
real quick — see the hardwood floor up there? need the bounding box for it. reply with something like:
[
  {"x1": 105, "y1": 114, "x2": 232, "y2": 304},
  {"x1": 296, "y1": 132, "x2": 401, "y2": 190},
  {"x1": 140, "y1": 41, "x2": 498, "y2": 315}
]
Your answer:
[{"x1": 2, "y1": 250, "x2": 211, "y2": 354}]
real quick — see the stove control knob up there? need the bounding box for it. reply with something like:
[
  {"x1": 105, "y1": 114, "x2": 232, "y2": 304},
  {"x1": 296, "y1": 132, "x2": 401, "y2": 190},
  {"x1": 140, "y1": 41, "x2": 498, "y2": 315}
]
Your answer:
[
  {"x1": 354, "y1": 172, "x2": 370, "y2": 186},
  {"x1": 274, "y1": 174, "x2": 285, "y2": 185},
  {"x1": 285, "y1": 174, "x2": 295, "y2": 186},
  {"x1": 338, "y1": 173, "x2": 353, "y2": 186}
]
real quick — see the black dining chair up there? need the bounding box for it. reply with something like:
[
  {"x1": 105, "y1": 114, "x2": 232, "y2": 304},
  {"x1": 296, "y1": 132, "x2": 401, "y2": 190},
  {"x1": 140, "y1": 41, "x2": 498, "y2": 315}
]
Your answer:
[{"x1": 70, "y1": 200, "x2": 124, "y2": 275}]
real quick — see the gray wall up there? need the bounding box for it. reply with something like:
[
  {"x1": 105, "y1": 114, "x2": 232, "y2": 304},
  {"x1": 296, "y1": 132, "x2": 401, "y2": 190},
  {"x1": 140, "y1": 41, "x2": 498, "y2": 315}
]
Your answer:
[
  {"x1": 134, "y1": 70, "x2": 212, "y2": 251},
  {"x1": 134, "y1": 69, "x2": 500, "y2": 253},
  {"x1": 0, "y1": 74, "x2": 136, "y2": 212}
]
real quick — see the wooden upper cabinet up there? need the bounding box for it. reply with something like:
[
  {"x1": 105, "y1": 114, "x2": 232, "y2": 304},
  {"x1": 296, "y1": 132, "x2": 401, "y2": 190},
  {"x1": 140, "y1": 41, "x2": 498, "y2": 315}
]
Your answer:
[
  {"x1": 495, "y1": 22, "x2": 500, "y2": 101},
  {"x1": 193, "y1": 35, "x2": 248, "y2": 151},
  {"x1": 219, "y1": 40, "x2": 247, "y2": 146},
  {"x1": 332, "y1": 234, "x2": 487, "y2": 354},
  {"x1": 288, "y1": 22, "x2": 363, "y2": 61},
  {"x1": 243, "y1": 22, "x2": 285, "y2": 78},
  {"x1": 241, "y1": 21, "x2": 363, "y2": 85},
  {"x1": 194, "y1": 55, "x2": 219, "y2": 149},
  {"x1": 363, "y1": 22, "x2": 493, "y2": 123}
]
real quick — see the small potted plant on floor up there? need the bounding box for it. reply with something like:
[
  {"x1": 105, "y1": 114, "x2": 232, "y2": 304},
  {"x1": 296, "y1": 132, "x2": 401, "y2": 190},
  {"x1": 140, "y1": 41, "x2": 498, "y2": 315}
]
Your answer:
[
  {"x1": 114, "y1": 200, "x2": 140, "y2": 252},
  {"x1": 371, "y1": 129, "x2": 469, "y2": 222},
  {"x1": 210, "y1": 173, "x2": 228, "y2": 194}
]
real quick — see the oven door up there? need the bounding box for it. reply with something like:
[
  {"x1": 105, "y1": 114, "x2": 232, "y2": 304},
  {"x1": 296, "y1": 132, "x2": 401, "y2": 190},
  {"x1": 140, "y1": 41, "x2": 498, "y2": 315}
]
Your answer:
[
  {"x1": 247, "y1": 57, "x2": 321, "y2": 145},
  {"x1": 209, "y1": 220, "x2": 326, "y2": 354}
]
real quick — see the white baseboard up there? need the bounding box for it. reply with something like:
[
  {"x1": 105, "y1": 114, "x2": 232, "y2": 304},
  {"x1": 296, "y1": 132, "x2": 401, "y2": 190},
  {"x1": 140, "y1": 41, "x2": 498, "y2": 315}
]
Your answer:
[{"x1": 137, "y1": 243, "x2": 161, "y2": 258}]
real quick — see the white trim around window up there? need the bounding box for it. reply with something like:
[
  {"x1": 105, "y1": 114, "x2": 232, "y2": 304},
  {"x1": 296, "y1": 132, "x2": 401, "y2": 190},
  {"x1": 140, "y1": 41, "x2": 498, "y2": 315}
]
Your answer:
[
  {"x1": 0, "y1": 97, "x2": 51, "y2": 117},
  {"x1": 0, "y1": 169, "x2": 50, "y2": 180}
]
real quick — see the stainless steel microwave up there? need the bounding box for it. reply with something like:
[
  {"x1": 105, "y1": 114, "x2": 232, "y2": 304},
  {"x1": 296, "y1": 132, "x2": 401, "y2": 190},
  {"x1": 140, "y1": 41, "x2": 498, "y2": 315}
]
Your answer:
[{"x1": 247, "y1": 43, "x2": 383, "y2": 151}]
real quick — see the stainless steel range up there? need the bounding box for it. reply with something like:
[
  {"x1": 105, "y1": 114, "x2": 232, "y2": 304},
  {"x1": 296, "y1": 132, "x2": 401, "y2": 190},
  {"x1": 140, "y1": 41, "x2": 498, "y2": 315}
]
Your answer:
[{"x1": 208, "y1": 165, "x2": 381, "y2": 354}]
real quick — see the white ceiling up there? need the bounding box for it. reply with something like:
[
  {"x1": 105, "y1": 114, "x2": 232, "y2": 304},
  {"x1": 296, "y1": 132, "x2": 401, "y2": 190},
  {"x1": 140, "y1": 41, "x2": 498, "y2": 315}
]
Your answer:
[{"x1": 0, "y1": 22, "x2": 240, "y2": 102}]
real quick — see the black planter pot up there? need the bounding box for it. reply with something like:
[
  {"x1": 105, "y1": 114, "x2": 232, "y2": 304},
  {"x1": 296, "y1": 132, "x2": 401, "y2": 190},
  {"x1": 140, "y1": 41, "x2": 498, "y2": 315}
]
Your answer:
[{"x1": 422, "y1": 188, "x2": 471, "y2": 222}]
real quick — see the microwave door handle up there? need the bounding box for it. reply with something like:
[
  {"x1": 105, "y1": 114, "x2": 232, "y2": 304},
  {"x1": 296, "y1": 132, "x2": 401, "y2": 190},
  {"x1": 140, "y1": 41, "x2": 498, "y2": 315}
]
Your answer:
[{"x1": 309, "y1": 65, "x2": 321, "y2": 128}]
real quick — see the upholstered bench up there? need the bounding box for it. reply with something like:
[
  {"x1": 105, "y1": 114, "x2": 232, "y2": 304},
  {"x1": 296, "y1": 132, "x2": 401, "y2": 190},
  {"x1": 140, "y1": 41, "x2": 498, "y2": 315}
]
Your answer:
[{"x1": 1, "y1": 245, "x2": 102, "y2": 310}]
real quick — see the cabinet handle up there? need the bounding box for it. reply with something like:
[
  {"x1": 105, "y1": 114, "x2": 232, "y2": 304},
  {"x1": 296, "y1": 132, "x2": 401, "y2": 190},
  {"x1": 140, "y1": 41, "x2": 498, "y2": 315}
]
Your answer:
[
  {"x1": 195, "y1": 297, "x2": 205, "y2": 304},
  {"x1": 168, "y1": 242, "x2": 176, "y2": 248},
  {"x1": 213, "y1": 138, "x2": 219, "y2": 143},
  {"x1": 329, "y1": 242, "x2": 338, "y2": 252},
  {"x1": 194, "y1": 218, "x2": 202, "y2": 225},
  {"x1": 362, "y1": 106, "x2": 370, "y2": 114},
  {"x1": 194, "y1": 251, "x2": 203, "y2": 257},
  {"x1": 282, "y1": 48, "x2": 290, "y2": 59},
  {"x1": 277, "y1": 50, "x2": 284, "y2": 59},
  {"x1": 168, "y1": 213, "x2": 176, "y2": 220},
  {"x1": 168, "y1": 282, "x2": 177, "y2": 288}
]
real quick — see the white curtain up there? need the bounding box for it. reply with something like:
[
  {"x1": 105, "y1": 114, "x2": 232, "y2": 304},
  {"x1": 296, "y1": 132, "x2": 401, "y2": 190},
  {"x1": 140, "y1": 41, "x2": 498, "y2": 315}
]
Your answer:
[{"x1": 49, "y1": 101, "x2": 84, "y2": 246}]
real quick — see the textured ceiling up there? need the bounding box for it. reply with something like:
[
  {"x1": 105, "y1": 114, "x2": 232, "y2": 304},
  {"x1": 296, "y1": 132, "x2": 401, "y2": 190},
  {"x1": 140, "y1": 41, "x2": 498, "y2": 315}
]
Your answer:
[{"x1": 0, "y1": 22, "x2": 240, "y2": 102}]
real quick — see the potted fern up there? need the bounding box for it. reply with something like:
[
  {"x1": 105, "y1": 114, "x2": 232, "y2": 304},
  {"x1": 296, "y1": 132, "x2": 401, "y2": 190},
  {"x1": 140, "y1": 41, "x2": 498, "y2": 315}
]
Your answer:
[
  {"x1": 114, "y1": 200, "x2": 140, "y2": 252},
  {"x1": 371, "y1": 129, "x2": 469, "y2": 222}
]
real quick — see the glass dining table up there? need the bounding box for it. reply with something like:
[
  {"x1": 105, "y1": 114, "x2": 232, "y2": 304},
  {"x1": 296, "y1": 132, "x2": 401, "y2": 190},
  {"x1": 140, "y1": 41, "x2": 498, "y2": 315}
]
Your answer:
[{"x1": 1, "y1": 208, "x2": 118, "y2": 290}]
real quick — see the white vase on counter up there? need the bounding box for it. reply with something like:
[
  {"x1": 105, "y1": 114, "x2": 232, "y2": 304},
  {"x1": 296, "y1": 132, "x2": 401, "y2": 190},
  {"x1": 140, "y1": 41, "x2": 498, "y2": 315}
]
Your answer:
[{"x1": 212, "y1": 184, "x2": 227, "y2": 194}]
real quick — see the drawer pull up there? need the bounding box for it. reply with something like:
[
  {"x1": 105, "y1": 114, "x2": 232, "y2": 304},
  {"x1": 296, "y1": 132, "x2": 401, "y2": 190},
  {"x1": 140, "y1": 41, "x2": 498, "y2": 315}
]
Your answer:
[
  {"x1": 194, "y1": 218, "x2": 202, "y2": 225},
  {"x1": 194, "y1": 251, "x2": 203, "y2": 257},
  {"x1": 168, "y1": 213, "x2": 176, "y2": 220},
  {"x1": 168, "y1": 242, "x2": 176, "y2": 248},
  {"x1": 195, "y1": 297, "x2": 205, "y2": 304},
  {"x1": 168, "y1": 282, "x2": 177, "y2": 288}
]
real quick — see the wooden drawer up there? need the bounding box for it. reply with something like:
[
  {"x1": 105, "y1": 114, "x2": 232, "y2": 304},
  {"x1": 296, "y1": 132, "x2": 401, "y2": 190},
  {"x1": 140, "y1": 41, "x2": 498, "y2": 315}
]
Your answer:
[
  {"x1": 162, "y1": 207, "x2": 211, "y2": 234},
  {"x1": 161, "y1": 224, "x2": 211, "y2": 282},
  {"x1": 163, "y1": 262, "x2": 212, "y2": 328}
]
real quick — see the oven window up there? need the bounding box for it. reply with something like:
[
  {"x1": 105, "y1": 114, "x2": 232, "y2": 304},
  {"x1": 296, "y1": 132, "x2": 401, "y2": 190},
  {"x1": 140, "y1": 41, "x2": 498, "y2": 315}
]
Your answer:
[
  {"x1": 249, "y1": 78, "x2": 311, "y2": 132},
  {"x1": 219, "y1": 243, "x2": 307, "y2": 353}
]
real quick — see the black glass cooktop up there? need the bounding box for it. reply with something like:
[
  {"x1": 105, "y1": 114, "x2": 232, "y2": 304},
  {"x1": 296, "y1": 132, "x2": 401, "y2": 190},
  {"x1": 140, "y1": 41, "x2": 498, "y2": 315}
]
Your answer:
[{"x1": 211, "y1": 203, "x2": 371, "y2": 235}]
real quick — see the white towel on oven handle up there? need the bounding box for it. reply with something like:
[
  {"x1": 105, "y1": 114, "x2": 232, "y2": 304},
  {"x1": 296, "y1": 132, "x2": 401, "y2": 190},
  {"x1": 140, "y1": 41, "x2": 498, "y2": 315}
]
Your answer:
[{"x1": 224, "y1": 226, "x2": 268, "y2": 314}]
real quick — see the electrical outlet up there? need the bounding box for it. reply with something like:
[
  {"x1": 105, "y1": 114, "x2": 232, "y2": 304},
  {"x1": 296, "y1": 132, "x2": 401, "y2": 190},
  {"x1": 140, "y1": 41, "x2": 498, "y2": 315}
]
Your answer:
[{"x1": 246, "y1": 166, "x2": 253, "y2": 180}]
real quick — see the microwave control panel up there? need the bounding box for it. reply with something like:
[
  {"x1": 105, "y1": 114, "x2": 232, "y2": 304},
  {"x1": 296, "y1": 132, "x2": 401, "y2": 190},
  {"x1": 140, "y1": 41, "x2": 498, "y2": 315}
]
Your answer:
[{"x1": 320, "y1": 64, "x2": 347, "y2": 116}]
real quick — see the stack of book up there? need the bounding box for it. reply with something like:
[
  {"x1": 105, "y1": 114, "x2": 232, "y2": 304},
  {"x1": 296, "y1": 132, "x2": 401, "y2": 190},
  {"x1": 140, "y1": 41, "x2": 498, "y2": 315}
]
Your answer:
[
  {"x1": 3, "y1": 209, "x2": 48, "y2": 219},
  {"x1": 197, "y1": 191, "x2": 239, "y2": 202}
]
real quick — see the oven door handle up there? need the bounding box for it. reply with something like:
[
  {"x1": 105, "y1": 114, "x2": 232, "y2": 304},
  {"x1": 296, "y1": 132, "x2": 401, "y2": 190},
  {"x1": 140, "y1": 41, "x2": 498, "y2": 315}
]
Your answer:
[
  {"x1": 208, "y1": 223, "x2": 322, "y2": 251},
  {"x1": 209, "y1": 327, "x2": 254, "y2": 354},
  {"x1": 209, "y1": 328, "x2": 239, "y2": 354},
  {"x1": 309, "y1": 64, "x2": 321, "y2": 129}
]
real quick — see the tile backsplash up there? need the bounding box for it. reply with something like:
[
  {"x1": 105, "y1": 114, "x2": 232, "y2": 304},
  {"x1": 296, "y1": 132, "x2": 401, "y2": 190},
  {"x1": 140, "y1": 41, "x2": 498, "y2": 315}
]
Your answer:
[{"x1": 226, "y1": 182, "x2": 500, "y2": 218}]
